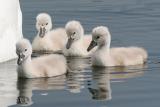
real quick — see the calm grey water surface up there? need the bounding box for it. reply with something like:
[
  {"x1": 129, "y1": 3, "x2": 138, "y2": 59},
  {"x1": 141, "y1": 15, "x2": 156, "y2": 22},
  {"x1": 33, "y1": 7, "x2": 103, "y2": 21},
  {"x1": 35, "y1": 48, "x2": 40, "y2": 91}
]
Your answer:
[{"x1": 0, "y1": 0, "x2": 160, "y2": 107}]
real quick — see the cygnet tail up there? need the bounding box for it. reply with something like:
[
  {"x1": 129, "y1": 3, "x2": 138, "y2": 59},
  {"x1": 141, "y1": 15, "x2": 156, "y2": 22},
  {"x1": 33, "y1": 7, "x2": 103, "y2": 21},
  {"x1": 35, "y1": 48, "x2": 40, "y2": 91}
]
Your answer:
[{"x1": 134, "y1": 47, "x2": 148, "y2": 63}]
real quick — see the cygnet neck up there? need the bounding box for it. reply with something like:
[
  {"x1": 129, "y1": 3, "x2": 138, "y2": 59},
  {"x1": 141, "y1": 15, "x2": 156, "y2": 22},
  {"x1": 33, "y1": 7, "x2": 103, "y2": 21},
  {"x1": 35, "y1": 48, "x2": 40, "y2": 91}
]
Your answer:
[
  {"x1": 102, "y1": 32, "x2": 111, "y2": 53},
  {"x1": 23, "y1": 56, "x2": 32, "y2": 65},
  {"x1": 106, "y1": 32, "x2": 111, "y2": 49},
  {"x1": 99, "y1": 36, "x2": 111, "y2": 53},
  {"x1": 79, "y1": 27, "x2": 84, "y2": 39},
  {"x1": 76, "y1": 32, "x2": 84, "y2": 42},
  {"x1": 99, "y1": 44, "x2": 110, "y2": 53}
]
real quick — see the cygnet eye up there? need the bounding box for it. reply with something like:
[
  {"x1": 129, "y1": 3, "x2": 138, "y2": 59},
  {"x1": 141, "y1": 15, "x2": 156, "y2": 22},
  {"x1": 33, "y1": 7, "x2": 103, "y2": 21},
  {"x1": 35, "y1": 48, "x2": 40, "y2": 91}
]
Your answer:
[
  {"x1": 96, "y1": 36, "x2": 100, "y2": 39},
  {"x1": 25, "y1": 49, "x2": 27, "y2": 52},
  {"x1": 46, "y1": 23, "x2": 48, "y2": 25}
]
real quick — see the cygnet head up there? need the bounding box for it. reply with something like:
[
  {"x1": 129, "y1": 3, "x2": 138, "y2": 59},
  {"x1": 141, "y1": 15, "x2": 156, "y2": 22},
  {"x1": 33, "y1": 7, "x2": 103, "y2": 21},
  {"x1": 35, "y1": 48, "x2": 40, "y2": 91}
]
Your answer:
[
  {"x1": 87, "y1": 26, "x2": 111, "y2": 52},
  {"x1": 16, "y1": 39, "x2": 32, "y2": 65},
  {"x1": 36, "y1": 13, "x2": 52, "y2": 38},
  {"x1": 65, "y1": 20, "x2": 84, "y2": 49}
]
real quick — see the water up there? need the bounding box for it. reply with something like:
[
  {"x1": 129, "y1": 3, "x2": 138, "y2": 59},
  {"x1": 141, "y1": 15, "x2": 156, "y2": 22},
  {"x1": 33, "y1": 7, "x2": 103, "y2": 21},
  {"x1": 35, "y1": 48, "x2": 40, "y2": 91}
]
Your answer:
[{"x1": 0, "y1": 0, "x2": 160, "y2": 107}]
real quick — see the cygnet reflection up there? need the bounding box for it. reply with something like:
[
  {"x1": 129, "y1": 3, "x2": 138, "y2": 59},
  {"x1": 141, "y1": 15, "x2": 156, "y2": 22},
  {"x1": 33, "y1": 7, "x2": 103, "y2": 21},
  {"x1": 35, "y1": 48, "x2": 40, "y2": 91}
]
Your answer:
[
  {"x1": 66, "y1": 57, "x2": 90, "y2": 93},
  {"x1": 67, "y1": 57, "x2": 90, "y2": 71},
  {"x1": 66, "y1": 72, "x2": 85, "y2": 94},
  {"x1": 108, "y1": 65, "x2": 147, "y2": 81},
  {"x1": 16, "y1": 75, "x2": 66, "y2": 106},
  {"x1": 87, "y1": 64, "x2": 147, "y2": 100},
  {"x1": 88, "y1": 67, "x2": 112, "y2": 101}
]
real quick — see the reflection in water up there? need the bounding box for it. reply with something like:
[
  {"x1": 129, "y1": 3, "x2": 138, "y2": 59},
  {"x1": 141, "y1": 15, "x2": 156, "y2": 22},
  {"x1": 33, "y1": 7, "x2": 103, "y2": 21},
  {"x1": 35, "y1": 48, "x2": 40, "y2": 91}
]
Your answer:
[
  {"x1": 66, "y1": 72, "x2": 85, "y2": 93},
  {"x1": 66, "y1": 57, "x2": 91, "y2": 93},
  {"x1": 109, "y1": 65, "x2": 147, "y2": 81},
  {"x1": 88, "y1": 67, "x2": 112, "y2": 101},
  {"x1": 0, "y1": 60, "x2": 18, "y2": 107},
  {"x1": 0, "y1": 58, "x2": 148, "y2": 106},
  {"x1": 16, "y1": 75, "x2": 66, "y2": 106},
  {"x1": 67, "y1": 57, "x2": 91, "y2": 71},
  {"x1": 88, "y1": 64, "x2": 147, "y2": 100}
]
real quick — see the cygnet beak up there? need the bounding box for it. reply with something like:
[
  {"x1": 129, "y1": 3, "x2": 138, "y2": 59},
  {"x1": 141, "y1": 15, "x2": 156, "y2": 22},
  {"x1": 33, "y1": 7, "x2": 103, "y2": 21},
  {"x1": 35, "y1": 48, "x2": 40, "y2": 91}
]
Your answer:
[
  {"x1": 66, "y1": 36, "x2": 74, "y2": 49},
  {"x1": 39, "y1": 27, "x2": 46, "y2": 38},
  {"x1": 87, "y1": 40, "x2": 97, "y2": 52},
  {"x1": 17, "y1": 53, "x2": 25, "y2": 65}
]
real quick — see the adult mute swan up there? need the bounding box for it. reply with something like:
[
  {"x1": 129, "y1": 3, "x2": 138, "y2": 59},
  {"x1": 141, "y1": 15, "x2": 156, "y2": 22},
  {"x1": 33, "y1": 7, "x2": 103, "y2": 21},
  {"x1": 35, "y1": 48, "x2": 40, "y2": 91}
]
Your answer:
[
  {"x1": 0, "y1": 60, "x2": 18, "y2": 107},
  {"x1": 0, "y1": 0, "x2": 23, "y2": 63},
  {"x1": 32, "y1": 13, "x2": 67, "y2": 53},
  {"x1": 87, "y1": 26, "x2": 148, "y2": 67},
  {"x1": 16, "y1": 39, "x2": 67, "y2": 78},
  {"x1": 63, "y1": 20, "x2": 96, "y2": 57}
]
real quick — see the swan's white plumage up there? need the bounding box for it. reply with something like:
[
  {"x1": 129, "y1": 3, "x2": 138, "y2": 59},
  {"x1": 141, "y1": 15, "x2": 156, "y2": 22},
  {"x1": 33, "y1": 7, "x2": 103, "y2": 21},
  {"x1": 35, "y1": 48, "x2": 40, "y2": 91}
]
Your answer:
[
  {"x1": 0, "y1": 0, "x2": 23, "y2": 63},
  {"x1": 0, "y1": 60, "x2": 18, "y2": 107},
  {"x1": 16, "y1": 39, "x2": 67, "y2": 78},
  {"x1": 32, "y1": 13, "x2": 67, "y2": 52},
  {"x1": 89, "y1": 26, "x2": 148, "y2": 67},
  {"x1": 63, "y1": 20, "x2": 95, "y2": 57}
]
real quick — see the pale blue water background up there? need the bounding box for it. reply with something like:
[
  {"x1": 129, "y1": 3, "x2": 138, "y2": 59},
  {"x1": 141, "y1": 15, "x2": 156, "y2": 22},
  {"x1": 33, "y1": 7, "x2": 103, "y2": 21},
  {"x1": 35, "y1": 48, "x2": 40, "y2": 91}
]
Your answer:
[{"x1": 0, "y1": 0, "x2": 160, "y2": 107}]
